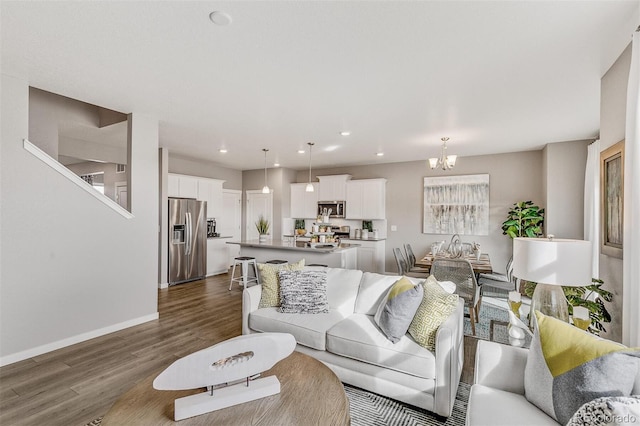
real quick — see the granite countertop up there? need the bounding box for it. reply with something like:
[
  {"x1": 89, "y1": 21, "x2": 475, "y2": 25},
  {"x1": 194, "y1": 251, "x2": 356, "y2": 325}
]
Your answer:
[
  {"x1": 227, "y1": 239, "x2": 360, "y2": 253},
  {"x1": 207, "y1": 235, "x2": 233, "y2": 239}
]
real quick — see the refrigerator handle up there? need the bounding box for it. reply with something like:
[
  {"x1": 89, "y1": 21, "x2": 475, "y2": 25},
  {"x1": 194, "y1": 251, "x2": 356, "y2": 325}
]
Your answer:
[{"x1": 185, "y1": 212, "x2": 192, "y2": 256}]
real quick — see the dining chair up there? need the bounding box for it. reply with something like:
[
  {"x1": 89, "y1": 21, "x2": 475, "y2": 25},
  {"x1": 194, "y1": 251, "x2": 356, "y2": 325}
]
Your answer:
[
  {"x1": 478, "y1": 256, "x2": 517, "y2": 295},
  {"x1": 403, "y1": 243, "x2": 431, "y2": 273},
  {"x1": 393, "y1": 248, "x2": 429, "y2": 278},
  {"x1": 430, "y1": 258, "x2": 480, "y2": 335}
]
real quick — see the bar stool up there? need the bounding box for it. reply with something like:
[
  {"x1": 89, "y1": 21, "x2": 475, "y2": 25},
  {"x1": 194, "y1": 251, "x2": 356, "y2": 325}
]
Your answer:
[
  {"x1": 265, "y1": 260, "x2": 288, "y2": 265},
  {"x1": 229, "y1": 256, "x2": 259, "y2": 290}
]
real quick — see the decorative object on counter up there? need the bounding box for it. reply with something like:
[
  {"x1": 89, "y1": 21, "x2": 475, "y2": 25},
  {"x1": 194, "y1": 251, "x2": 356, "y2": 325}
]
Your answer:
[
  {"x1": 294, "y1": 219, "x2": 306, "y2": 232},
  {"x1": 255, "y1": 215, "x2": 270, "y2": 243},
  {"x1": 354, "y1": 229, "x2": 361, "y2": 239},
  {"x1": 361, "y1": 229, "x2": 369, "y2": 239},
  {"x1": 152, "y1": 333, "x2": 296, "y2": 421},
  {"x1": 305, "y1": 142, "x2": 315, "y2": 192},
  {"x1": 513, "y1": 236, "x2": 592, "y2": 330},
  {"x1": 447, "y1": 234, "x2": 463, "y2": 258},
  {"x1": 261, "y1": 148, "x2": 270, "y2": 194},
  {"x1": 428, "y1": 136, "x2": 457, "y2": 170},
  {"x1": 423, "y1": 174, "x2": 489, "y2": 235},
  {"x1": 362, "y1": 220, "x2": 373, "y2": 232}
]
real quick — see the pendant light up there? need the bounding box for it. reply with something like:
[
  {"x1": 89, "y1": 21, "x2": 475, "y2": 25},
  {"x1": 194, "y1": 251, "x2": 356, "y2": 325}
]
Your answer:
[
  {"x1": 261, "y1": 148, "x2": 270, "y2": 194},
  {"x1": 305, "y1": 142, "x2": 315, "y2": 192},
  {"x1": 428, "y1": 137, "x2": 457, "y2": 170}
]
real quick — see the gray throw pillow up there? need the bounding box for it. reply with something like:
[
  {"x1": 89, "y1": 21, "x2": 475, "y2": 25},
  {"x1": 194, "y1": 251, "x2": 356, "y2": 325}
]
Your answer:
[
  {"x1": 374, "y1": 276, "x2": 424, "y2": 343},
  {"x1": 278, "y1": 270, "x2": 329, "y2": 314}
]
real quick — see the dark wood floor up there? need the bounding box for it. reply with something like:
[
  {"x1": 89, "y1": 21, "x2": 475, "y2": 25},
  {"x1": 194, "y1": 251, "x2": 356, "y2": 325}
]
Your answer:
[{"x1": 0, "y1": 273, "x2": 478, "y2": 426}]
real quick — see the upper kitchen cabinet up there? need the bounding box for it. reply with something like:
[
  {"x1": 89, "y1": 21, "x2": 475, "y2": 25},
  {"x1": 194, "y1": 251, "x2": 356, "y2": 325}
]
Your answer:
[
  {"x1": 168, "y1": 173, "x2": 224, "y2": 218},
  {"x1": 168, "y1": 173, "x2": 198, "y2": 198},
  {"x1": 317, "y1": 174, "x2": 351, "y2": 201},
  {"x1": 346, "y1": 178, "x2": 387, "y2": 219},
  {"x1": 290, "y1": 183, "x2": 318, "y2": 218},
  {"x1": 197, "y1": 178, "x2": 224, "y2": 219}
]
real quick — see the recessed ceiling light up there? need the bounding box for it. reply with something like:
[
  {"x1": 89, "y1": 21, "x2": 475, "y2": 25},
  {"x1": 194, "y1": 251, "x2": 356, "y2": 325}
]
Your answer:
[
  {"x1": 209, "y1": 11, "x2": 232, "y2": 26},
  {"x1": 298, "y1": 149, "x2": 305, "y2": 154},
  {"x1": 376, "y1": 152, "x2": 384, "y2": 157},
  {"x1": 273, "y1": 163, "x2": 280, "y2": 167},
  {"x1": 340, "y1": 131, "x2": 351, "y2": 136},
  {"x1": 219, "y1": 148, "x2": 228, "y2": 153}
]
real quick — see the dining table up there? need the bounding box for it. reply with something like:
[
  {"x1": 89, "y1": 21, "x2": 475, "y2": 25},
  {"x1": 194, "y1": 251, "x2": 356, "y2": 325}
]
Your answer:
[{"x1": 415, "y1": 252, "x2": 493, "y2": 275}]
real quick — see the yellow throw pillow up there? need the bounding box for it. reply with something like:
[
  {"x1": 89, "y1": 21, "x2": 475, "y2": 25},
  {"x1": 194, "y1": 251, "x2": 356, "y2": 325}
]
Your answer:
[
  {"x1": 524, "y1": 311, "x2": 640, "y2": 425},
  {"x1": 258, "y1": 259, "x2": 305, "y2": 308},
  {"x1": 408, "y1": 275, "x2": 459, "y2": 351}
]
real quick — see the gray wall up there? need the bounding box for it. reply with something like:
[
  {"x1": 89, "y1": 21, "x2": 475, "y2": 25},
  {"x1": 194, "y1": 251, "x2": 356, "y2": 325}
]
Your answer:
[
  {"x1": 543, "y1": 139, "x2": 590, "y2": 239},
  {"x1": 168, "y1": 154, "x2": 242, "y2": 190},
  {"x1": 294, "y1": 151, "x2": 545, "y2": 274},
  {"x1": 599, "y1": 43, "x2": 631, "y2": 342},
  {"x1": 0, "y1": 74, "x2": 159, "y2": 365}
]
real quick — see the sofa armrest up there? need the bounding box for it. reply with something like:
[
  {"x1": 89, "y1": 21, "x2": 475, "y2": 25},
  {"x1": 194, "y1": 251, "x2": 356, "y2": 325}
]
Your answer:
[
  {"x1": 433, "y1": 298, "x2": 464, "y2": 417},
  {"x1": 242, "y1": 285, "x2": 262, "y2": 335},
  {"x1": 474, "y1": 340, "x2": 529, "y2": 394}
]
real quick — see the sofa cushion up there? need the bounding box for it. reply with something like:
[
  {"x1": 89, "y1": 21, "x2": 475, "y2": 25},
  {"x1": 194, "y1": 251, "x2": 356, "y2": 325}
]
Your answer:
[
  {"x1": 324, "y1": 268, "x2": 363, "y2": 315},
  {"x1": 257, "y1": 259, "x2": 305, "y2": 308},
  {"x1": 249, "y1": 308, "x2": 347, "y2": 351},
  {"x1": 567, "y1": 395, "x2": 640, "y2": 426},
  {"x1": 408, "y1": 275, "x2": 459, "y2": 351},
  {"x1": 278, "y1": 270, "x2": 328, "y2": 314},
  {"x1": 326, "y1": 313, "x2": 436, "y2": 379},
  {"x1": 354, "y1": 273, "x2": 403, "y2": 315},
  {"x1": 524, "y1": 311, "x2": 640, "y2": 425},
  {"x1": 467, "y1": 385, "x2": 557, "y2": 426},
  {"x1": 374, "y1": 277, "x2": 423, "y2": 343}
]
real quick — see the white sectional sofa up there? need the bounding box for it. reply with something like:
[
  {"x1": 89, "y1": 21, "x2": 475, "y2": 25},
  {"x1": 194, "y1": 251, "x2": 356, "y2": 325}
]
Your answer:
[{"x1": 242, "y1": 267, "x2": 465, "y2": 417}]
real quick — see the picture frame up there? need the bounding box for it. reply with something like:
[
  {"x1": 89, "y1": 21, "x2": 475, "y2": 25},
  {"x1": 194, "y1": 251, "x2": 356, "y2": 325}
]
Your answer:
[
  {"x1": 600, "y1": 140, "x2": 624, "y2": 259},
  {"x1": 423, "y1": 174, "x2": 490, "y2": 235}
]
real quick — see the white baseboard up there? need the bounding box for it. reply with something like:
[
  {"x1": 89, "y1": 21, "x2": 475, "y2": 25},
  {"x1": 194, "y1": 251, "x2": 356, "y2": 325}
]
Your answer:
[{"x1": 0, "y1": 312, "x2": 159, "y2": 367}]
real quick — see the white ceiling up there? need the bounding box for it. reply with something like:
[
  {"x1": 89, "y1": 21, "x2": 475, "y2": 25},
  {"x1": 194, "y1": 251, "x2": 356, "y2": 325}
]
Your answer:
[{"x1": 2, "y1": 1, "x2": 638, "y2": 171}]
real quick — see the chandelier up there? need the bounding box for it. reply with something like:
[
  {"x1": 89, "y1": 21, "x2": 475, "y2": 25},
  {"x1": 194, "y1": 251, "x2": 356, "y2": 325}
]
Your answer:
[{"x1": 428, "y1": 137, "x2": 457, "y2": 170}]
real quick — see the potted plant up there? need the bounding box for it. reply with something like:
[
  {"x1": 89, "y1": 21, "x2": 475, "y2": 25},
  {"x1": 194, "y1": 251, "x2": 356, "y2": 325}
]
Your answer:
[
  {"x1": 501, "y1": 201, "x2": 545, "y2": 238},
  {"x1": 255, "y1": 215, "x2": 270, "y2": 243},
  {"x1": 523, "y1": 279, "x2": 612, "y2": 335},
  {"x1": 294, "y1": 219, "x2": 306, "y2": 236}
]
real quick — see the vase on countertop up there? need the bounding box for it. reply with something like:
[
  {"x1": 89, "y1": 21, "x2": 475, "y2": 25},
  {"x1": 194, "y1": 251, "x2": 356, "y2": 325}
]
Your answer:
[{"x1": 259, "y1": 234, "x2": 268, "y2": 243}]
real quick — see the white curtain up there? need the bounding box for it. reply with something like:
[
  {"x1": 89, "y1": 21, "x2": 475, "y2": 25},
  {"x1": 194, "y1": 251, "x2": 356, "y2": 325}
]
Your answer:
[
  {"x1": 623, "y1": 29, "x2": 640, "y2": 347},
  {"x1": 584, "y1": 140, "x2": 600, "y2": 279}
]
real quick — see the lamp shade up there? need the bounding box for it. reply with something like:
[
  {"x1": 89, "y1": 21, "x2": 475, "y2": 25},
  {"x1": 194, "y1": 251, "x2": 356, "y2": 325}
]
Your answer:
[{"x1": 512, "y1": 237, "x2": 592, "y2": 287}]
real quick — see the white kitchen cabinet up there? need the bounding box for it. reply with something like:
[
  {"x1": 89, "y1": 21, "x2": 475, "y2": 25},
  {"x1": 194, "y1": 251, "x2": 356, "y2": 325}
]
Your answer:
[
  {"x1": 290, "y1": 183, "x2": 318, "y2": 219},
  {"x1": 168, "y1": 174, "x2": 180, "y2": 197},
  {"x1": 207, "y1": 238, "x2": 230, "y2": 276},
  {"x1": 222, "y1": 190, "x2": 242, "y2": 266},
  {"x1": 317, "y1": 174, "x2": 351, "y2": 201},
  {"x1": 197, "y1": 178, "x2": 224, "y2": 219},
  {"x1": 346, "y1": 178, "x2": 386, "y2": 219},
  {"x1": 341, "y1": 238, "x2": 386, "y2": 273},
  {"x1": 177, "y1": 175, "x2": 199, "y2": 198}
]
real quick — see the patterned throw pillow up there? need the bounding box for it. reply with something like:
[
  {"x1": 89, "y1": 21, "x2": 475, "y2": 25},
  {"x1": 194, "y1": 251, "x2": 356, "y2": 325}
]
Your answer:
[
  {"x1": 524, "y1": 311, "x2": 640, "y2": 425},
  {"x1": 257, "y1": 259, "x2": 305, "y2": 308},
  {"x1": 374, "y1": 277, "x2": 424, "y2": 343},
  {"x1": 567, "y1": 395, "x2": 640, "y2": 426},
  {"x1": 408, "y1": 275, "x2": 459, "y2": 351},
  {"x1": 278, "y1": 270, "x2": 329, "y2": 314}
]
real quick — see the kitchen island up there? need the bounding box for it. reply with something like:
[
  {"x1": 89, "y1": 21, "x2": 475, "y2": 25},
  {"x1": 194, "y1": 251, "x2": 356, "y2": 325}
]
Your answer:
[{"x1": 227, "y1": 240, "x2": 359, "y2": 269}]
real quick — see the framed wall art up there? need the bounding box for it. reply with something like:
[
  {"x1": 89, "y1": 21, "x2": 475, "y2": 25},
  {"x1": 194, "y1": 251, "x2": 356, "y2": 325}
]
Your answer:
[
  {"x1": 423, "y1": 174, "x2": 489, "y2": 235},
  {"x1": 600, "y1": 140, "x2": 624, "y2": 258}
]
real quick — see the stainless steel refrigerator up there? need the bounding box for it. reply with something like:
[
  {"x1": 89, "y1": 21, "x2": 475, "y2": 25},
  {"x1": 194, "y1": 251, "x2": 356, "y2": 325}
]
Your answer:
[{"x1": 168, "y1": 198, "x2": 207, "y2": 285}]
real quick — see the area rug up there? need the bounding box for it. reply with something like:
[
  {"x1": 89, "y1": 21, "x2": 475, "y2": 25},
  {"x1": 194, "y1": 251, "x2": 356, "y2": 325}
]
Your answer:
[
  {"x1": 345, "y1": 382, "x2": 469, "y2": 426},
  {"x1": 86, "y1": 383, "x2": 470, "y2": 426},
  {"x1": 463, "y1": 302, "x2": 510, "y2": 344}
]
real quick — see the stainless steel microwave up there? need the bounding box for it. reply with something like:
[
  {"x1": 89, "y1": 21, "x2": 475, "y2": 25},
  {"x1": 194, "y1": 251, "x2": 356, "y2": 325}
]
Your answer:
[{"x1": 318, "y1": 201, "x2": 346, "y2": 218}]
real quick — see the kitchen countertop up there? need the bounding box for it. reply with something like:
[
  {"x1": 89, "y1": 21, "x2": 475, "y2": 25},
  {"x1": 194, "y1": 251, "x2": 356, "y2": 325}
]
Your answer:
[
  {"x1": 340, "y1": 237, "x2": 387, "y2": 241},
  {"x1": 227, "y1": 240, "x2": 360, "y2": 253},
  {"x1": 207, "y1": 235, "x2": 233, "y2": 239}
]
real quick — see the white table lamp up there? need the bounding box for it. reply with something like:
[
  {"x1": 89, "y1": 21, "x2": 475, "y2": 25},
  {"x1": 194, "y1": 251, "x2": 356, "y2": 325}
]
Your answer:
[{"x1": 512, "y1": 236, "x2": 592, "y2": 326}]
